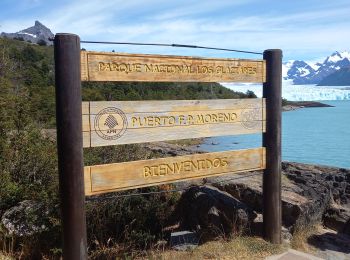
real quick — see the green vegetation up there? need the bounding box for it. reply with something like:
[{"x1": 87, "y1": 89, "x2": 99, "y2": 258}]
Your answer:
[
  {"x1": 82, "y1": 81, "x2": 256, "y2": 102},
  {"x1": 0, "y1": 37, "x2": 257, "y2": 258}
]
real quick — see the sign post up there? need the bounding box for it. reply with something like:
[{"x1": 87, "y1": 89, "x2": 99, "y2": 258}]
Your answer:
[
  {"x1": 54, "y1": 32, "x2": 282, "y2": 257},
  {"x1": 262, "y1": 49, "x2": 282, "y2": 244},
  {"x1": 54, "y1": 33, "x2": 88, "y2": 259}
]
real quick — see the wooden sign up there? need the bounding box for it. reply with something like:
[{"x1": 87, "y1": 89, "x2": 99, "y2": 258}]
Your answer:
[
  {"x1": 84, "y1": 147, "x2": 265, "y2": 195},
  {"x1": 82, "y1": 98, "x2": 266, "y2": 147},
  {"x1": 81, "y1": 51, "x2": 266, "y2": 83}
]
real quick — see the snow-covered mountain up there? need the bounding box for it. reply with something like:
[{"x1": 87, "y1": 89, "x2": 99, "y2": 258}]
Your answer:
[
  {"x1": 1, "y1": 21, "x2": 54, "y2": 45},
  {"x1": 283, "y1": 51, "x2": 350, "y2": 85}
]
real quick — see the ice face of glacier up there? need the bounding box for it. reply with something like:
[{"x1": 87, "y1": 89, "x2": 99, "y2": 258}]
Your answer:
[{"x1": 221, "y1": 82, "x2": 350, "y2": 101}]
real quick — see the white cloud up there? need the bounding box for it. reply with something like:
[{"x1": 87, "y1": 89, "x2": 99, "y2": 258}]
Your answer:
[{"x1": 1, "y1": 0, "x2": 350, "y2": 60}]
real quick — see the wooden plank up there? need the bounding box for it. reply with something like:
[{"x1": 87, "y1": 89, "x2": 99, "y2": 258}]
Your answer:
[
  {"x1": 81, "y1": 51, "x2": 266, "y2": 83},
  {"x1": 81, "y1": 51, "x2": 88, "y2": 81},
  {"x1": 83, "y1": 132, "x2": 91, "y2": 148},
  {"x1": 82, "y1": 102, "x2": 89, "y2": 115},
  {"x1": 84, "y1": 147, "x2": 265, "y2": 195},
  {"x1": 86, "y1": 99, "x2": 265, "y2": 114},
  {"x1": 82, "y1": 115, "x2": 90, "y2": 132},
  {"x1": 82, "y1": 98, "x2": 266, "y2": 147}
]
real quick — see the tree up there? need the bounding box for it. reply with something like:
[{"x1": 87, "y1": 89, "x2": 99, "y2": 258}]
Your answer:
[{"x1": 246, "y1": 90, "x2": 257, "y2": 98}]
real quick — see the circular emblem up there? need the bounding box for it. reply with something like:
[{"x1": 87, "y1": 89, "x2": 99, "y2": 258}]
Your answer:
[
  {"x1": 241, "y1": 105, "x2": 261, "y2": 129},
  {"x1": 94, "y1": 107, "x2": 127, "y2": 140}
]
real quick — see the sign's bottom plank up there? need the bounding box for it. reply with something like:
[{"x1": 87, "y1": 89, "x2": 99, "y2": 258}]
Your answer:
[{"x1": 84, "y1": 147, "x2": 265, "y2": 196}]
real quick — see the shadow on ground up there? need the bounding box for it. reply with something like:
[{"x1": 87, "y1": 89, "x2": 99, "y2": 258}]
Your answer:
[{"x1": 307, "y1": 231, "x2": 350, "y2": 254}]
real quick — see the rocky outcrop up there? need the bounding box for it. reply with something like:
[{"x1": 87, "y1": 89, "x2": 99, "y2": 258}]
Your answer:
[
  {"x1": 283, "y1": 163, "x2": 350, "y2": 206},
  {"x1": 206, "y1": 169, "x2": 326, "y2": 230},
  {"x1": 173, "y1": 161, "x2": 350, "y2": 236},
  {"x1": 323, "y1": 204, "x2": 350, "y2": 235},
  {"x1": 167, "y1": 186, "x2": 257, "y2": 240}
]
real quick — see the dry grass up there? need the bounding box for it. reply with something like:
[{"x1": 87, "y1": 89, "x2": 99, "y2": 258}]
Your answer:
[
  {"x1": 0, "y1": 252, "x2": 14, "y2": 260},
  {"x1": 2, "y1": 236, "x2": 286, "y2": 259},
  {"x1": 144, "y1": 236, "x2": 286, "y2": 260},
  {"x1": 290, "y1": 223, "x2": 322, "y2": 253}
]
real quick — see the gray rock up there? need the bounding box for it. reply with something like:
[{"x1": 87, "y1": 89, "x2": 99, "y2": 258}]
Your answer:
[
  {"x1": 323, "y1": 204, "x2": 350, "y2": 235},
  {"x1": 208, "y1": 171, "x2": 317, "y2": 230},
  {"x1": 170, "y1": 231, "x2": 199, "y2": 251},
  {"x1": 1, "y1": 200, "x2": 52, "y2": 237},
  {"x1": 168, "y1": 185, "x2": 257, "y2": 240},
  {"x1": 204, "y1": 162, "x2": 350, "y2": 233}
]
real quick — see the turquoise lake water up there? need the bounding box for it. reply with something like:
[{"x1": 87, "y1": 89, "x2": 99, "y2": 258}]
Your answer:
[{"x1": 199, "y1": 100, "x2": 350, "y2": 169}]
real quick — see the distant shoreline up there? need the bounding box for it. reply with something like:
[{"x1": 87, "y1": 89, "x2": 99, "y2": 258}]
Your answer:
[{"x1": 282, "y1": 100, "x2": 334, "y2": 112}]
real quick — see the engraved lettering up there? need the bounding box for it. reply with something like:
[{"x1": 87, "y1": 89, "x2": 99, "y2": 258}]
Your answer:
[
  {"x1": 143, "y1": 157, "x2": 229, "y2": 178},
  {"x1": 213, "y1": 158, "x2": 221, "y2": 168},
  {"x1": 129, "y1": 111, "x2": 240, "y2": 129},
  {"x1": 145, "y1": 64, "x2": 152, "y2": 72},
  {"x1": 221, "y1": 157, "x2": 228, "y2": 166},
  {"x1": 96, "y1": 61, "x2": 259, "y2": 76},
  {"x1": 179, "y1": 115, "x2": 185, "y2": 125},
  {"x1": 144, "y1": 166, "x2": 151, "y2": 177}
]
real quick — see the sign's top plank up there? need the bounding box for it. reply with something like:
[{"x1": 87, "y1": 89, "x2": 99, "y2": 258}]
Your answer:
[{"x1": 81, "y1": 51, "x2": 266, "y2": 83}]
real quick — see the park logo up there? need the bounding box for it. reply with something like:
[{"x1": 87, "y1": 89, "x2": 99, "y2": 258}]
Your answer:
[
  {"x1": 94, "y1": 107, "x2": 128, "y2": 140},
  {"x1": 241, "y1": 105, "x2": 261, "y2": 129}
]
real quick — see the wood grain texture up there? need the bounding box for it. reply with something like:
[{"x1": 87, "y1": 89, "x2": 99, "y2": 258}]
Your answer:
[
  {"x1": 84, "y1": 147, "x2": 265, "y2": 195},
  {"x1": 82, "y1": 98, "x2": 266, "y2": 147},
  {"x1": 55, "y1": 33, "x2": 88, "y2": 258},
  {"x1": 80, "y1": 51, "x2": 266, "y2": 83},
  {"x1": 263, "y1": 49, "x2": 282, "y2": 244}
]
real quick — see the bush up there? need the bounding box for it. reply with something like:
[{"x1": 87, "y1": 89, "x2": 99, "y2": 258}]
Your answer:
[{"x1": 86, "y1": 188, "x2": 180, "y2": 254}]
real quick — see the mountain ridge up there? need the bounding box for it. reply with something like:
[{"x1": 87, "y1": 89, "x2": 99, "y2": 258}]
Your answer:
[
  {"x1": 284, "y1": 51, "x2": 350, "y2": 86},
  {"x1": 1, "y1": 20, "x2": 54, "y2": 45},
  {"x1": 317, "y1": 67, "x2": 350, "y2": 86}
]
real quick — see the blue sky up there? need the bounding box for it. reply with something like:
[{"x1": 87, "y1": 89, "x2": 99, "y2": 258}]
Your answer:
[{"x1": 1, "y1": 0, "x2": 350, "y2": 62}]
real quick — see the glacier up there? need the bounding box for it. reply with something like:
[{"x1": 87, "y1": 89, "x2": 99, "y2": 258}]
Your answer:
[{"x1": 221, "y1": 81, "x2": 350, "y2": 101}]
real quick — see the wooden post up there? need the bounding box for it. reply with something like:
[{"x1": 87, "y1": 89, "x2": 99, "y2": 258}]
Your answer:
[
  {"x1": 54, "y1": 33, "x2": 87, "y2": 259},
  {"x1": 262, "y1": 49, "x2": 282, "y2": 244}
]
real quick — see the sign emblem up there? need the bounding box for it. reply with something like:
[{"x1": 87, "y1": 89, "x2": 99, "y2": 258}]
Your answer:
[
  {"x1": 94, "y1": 107, "x2": 127, "y2": 140},
  {"x1": 241, "y1": 105, "x2": 261, "y2": 129}
]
